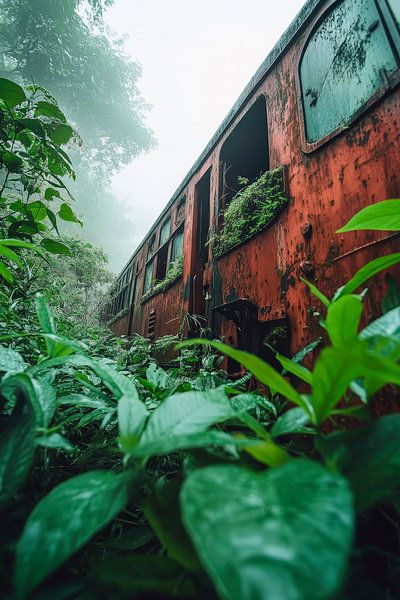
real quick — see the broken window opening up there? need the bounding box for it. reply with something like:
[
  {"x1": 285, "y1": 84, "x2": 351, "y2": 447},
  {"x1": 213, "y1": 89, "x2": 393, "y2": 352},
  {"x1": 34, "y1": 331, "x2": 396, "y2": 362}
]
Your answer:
[
  {"x1": 219, "y1": 96, "x2": 269, "y2": 213},
  {"x1": 171, "y1": 224, "x2": 184, "y2": 262},
  {"x1": 155, "y1": 242, "x2": 169, "y2": 281}
]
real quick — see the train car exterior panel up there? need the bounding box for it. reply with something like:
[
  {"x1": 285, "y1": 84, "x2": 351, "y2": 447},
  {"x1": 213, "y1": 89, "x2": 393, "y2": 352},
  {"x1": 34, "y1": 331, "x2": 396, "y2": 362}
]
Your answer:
[{"x1": 107, "y1": 0, "x2": 400, "y2": 362}]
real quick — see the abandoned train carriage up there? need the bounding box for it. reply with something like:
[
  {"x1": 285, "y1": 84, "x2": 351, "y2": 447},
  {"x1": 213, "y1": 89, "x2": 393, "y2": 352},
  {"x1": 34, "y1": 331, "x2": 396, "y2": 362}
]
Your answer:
[{"x1": 106, "y1": 0, "x2": 400, "y2": 363}]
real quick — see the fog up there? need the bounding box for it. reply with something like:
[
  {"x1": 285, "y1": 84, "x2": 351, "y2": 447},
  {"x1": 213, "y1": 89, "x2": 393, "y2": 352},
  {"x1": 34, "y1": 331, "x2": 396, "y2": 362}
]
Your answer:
[{"x1": 105, "y1": 0, "x2": 305, "y2": 271}]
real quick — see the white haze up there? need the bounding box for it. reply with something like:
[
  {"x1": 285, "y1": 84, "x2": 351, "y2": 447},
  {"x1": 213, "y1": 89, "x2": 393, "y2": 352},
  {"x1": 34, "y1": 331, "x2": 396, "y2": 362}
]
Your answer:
[{"x1": 105, "y1": 0, "x2": 305, "y2": 270}]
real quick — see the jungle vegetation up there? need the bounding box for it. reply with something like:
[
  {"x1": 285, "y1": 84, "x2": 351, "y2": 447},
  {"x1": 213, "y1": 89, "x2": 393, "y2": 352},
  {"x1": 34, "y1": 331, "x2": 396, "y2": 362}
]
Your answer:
[
  {"x1": 1, "y1": 76, "x2": 400, "y2": 600},
  {"x1": 0, "y1": 0, "x2": 156, "y2": 269}
]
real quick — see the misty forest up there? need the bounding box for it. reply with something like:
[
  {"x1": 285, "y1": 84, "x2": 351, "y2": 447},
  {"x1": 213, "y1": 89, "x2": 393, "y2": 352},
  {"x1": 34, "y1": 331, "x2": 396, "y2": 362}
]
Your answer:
[{"x1": 1, "y1": 1, "x2": 400, "y2": 599}]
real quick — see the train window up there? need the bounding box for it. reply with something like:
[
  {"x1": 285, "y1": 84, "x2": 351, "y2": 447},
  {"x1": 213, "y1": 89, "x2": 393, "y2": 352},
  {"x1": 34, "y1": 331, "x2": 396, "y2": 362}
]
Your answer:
[
  {"x1": 160, "y1": 218, "x2": 171, "y2": 247},
  {"x1": 300, "y1": 0, "x2": 399, "y2": 144},
  {"x1": 143, "y1": 259, "x2": 154, "y2": 294},
  {"x1": 220, "y1": 96, "x2": 269, "y2": 210},
  {"x1": 147, "y1": 234, "x2": 156, "y2": 258},
  {"x1": 155, "y1": 243, "x2": 169, "y2": 281},
  {"x1": 171, "y1": 225, "x2": 184, "y2": 262}
]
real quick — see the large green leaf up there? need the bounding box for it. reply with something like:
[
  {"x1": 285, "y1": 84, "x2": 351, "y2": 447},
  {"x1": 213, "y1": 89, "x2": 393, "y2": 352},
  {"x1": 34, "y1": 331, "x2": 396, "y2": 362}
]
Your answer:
[
  {"x1": 35, "y1": 100, "x2": 66, "y2": 122},
  {"x1": 118, "y1": 390, "x2": 148, "y2": 452},
  {"x1": 129, "y1": 430, "x2": 260, "y2": 459},
  {"x1": 139, "y1": 388, "x2": 232, "y2": 446},
  {"x1": 58, "y1": 203, "x2": 81, "y2": 224},
  {"x1": 1, "y1": 373, "x2": 51, "y2": 427},
  {"x1": 14, "y1": 469, "x2": 141, "y2": 599},
  {"x1": 317, "y1": 414, "x2": 400, "y2": 511},
  {"x1": 50, "y1": 124, "x2": 74, "y2": 145},
  {"x1": 181, "y1": 460, "x2": 354, "y2": 600},
  {"x1": 1, "y1": 150, "x2": 23, "y2": 172},
  {"x1": 40, "y1": 238, "x2": 71, "y2": 255},
  {"x1": 337, "y1": 199, "x2": 400, "y2": 232},
  {"x1": 311, "y1": 342, "x2": 366, "y2": 424},
  {"x1": 179, "y1": 340, "x2": 310, "y2": 417},
  {"x1": 336, "y1": 254, "x2": 400, "y2": 298},
  {"x1": 326, "y1": 295, "x2": 363, "y2": 346},
  {"x1": 0, "y1": 78, "x2": 26, "y2": 107},
  {"x1": 143, "y1": 479, "x2": 201, "y2": 572},
  {"x1": 0, "y1": 402, "x2": 36, "y2": 508},
  {"x1": 0, "y1": 243, "x2": 23, "y2": 268}
]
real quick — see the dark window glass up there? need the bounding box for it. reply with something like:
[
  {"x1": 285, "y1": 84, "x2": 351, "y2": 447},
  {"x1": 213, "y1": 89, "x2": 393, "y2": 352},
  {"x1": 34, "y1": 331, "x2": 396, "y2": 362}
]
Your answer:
[
  {"x1": 143, "y1": 260, "x2": 153, "y2": 293},
  {"x1": 171, "y1": 227, "x2": 184, "y2": 262},
  {"x1": 300, "y1": 0, "x2": 398, "y2": 143},
  {"x1": 155, "y1": 244, "x2": 169, "y2": 281},
  {"x1": 160, "y1": 218, "x2": 171, "y2": 247}
]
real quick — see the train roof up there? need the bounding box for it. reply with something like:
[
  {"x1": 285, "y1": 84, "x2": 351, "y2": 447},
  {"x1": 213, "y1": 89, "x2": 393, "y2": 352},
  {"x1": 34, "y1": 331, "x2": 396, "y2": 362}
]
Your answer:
[{"x1": 118, "y1": 0, "x2": 324, "y2": 277}]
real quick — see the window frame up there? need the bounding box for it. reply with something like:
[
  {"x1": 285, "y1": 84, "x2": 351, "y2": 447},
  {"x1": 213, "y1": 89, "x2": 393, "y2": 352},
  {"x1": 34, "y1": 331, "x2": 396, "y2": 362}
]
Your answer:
[
  {"x1": 296, "y1": 0, "x2": 400, "y2": 153},
  {"x1": 141, "y1": 202, "x2": 185, "y2": 300}
]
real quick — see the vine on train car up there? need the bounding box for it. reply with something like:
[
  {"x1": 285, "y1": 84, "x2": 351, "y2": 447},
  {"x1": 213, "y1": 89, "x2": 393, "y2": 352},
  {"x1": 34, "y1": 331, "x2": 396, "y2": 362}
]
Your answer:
[{"x1": 1, "y1": 75, "x2": 400, "y2": 600}]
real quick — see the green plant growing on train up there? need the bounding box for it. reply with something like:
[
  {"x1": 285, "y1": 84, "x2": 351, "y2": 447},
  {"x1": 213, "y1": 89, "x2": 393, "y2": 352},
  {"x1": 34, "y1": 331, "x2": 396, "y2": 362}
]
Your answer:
[
  {"x1": 141, "y1": 254, "x2": 183, "y2": 302},
  {"x1": 213, "y1": 167, "x2": 288, "y2": 255}
]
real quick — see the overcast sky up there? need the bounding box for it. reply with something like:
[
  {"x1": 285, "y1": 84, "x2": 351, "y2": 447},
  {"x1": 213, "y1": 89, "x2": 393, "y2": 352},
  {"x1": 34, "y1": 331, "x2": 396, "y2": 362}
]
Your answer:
[{"x1": 105, "y1": 0, "x2": 305, "y2": 269}]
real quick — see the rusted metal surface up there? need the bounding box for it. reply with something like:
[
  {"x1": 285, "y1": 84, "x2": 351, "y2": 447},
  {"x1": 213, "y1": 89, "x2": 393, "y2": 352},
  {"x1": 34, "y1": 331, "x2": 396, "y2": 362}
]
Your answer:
[{"x1": 110, "y1": 0, "x2": 400, "y2": 370}]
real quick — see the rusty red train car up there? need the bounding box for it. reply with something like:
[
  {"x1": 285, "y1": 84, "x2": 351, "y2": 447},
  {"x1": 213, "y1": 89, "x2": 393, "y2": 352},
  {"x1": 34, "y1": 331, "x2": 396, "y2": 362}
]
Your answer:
[{"x1": 106, "y1": 0, "x2": 400, "y2": 366}]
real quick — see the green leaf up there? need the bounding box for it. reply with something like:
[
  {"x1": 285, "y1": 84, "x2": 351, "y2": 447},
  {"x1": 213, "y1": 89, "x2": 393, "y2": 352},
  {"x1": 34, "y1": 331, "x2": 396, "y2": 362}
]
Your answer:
[
  {"x1": 336, "y1": 254, "x2": 400, "y2": 298},
  {"x1": 44, "y1": 187, "x2": 61, "y2": 201},
  {"x1": 118, "y1": 391, "x2": 148, "y2": 451},
  {"x1": 40, "y1": 238, "x2": 71, "y2": 255},
  {"x1": 0, "y1": 78, "x2": 26, "y2": 108},
  {"x1": 336, "y1": 199, "x2": 400, "y2": 232},
  {"x1": 1, "y1": 150, "x2": 23, "y2": 172},
  {"x1": 317, "y1": 414, "x2": 400, "y2": 511},
  {"x1": 14, "y1": 470, "x2": 141, "y2": 599},
  {"x1": 0, "y1": 402, "x2": 36, "y2": 508},
  {"x1": 181, "y1": 460, "x2": 354, "y2": 600},
  {"x1": 129, "y1": 430, "x2": 259, "y2": 459},
  {"x1": 35, "y1": 292, "x2": 56, "y2": 357},
  {"x1": 18, "y1": 118, "x2": 45, "y2": 138},
  {"x1": 50, "y1": 124, "x2": 73, "y2": 145},
  {"x1": 35, "y1": 101, "x2": 66, "y2": 122},
  {"x1": 0, "y1": 243, "x2": 23, "y2": 268},
  {"x1": 58, "y1": 202, "x2": 80, "y2": 224},
  {"x1": 0, "y1": 344, "x2": 25, "y2": 373},
  {"x1": 311, "y1": 342, "x2": 366, "y2": 424},
  {"x1": 27, "y1": 201, "x2": 47, "y2": 222},
  {"x1": 326, "y1": 295, "x2": 363, "y2": 346},
  {"x1": 179, "y1": 340, "x2": 310, "y2": 417},
  {"x1": 301, "y1": 277, "x2": 331, "y2": 308},
  {"x1": 46, "y1": 208, "x2": 59, "y2": 233},
  {"x1": 359, "y1": 307, "x2": 400, "y2": 340},
  {"x1": 1, "y1": 373, "x2": 48, "y2": 427},
  {"x1": 0, "y1": 260, "x2": 13, "y2": 283},
  {"x1": 271, "y1": 407, "x2": 312, "y2": 437},
  {"x1": 275, "y1": 352, "x2": 312, "y2": 384},
  {"x1": 36, "y1": 433, "x2": 74, "y2": 452},
  {"x1": 143, "y1": 479, "x2": 201, "y2": 572}
]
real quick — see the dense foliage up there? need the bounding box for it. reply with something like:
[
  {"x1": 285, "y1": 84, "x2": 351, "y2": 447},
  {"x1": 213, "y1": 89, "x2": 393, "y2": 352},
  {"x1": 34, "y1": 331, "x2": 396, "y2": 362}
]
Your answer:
[
  {"x1": 213, "y1": 167, "x2": 288, "y2": 256},
  {"x1": 1, "y1": 75, "x2": 400, "y2": 599}
]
